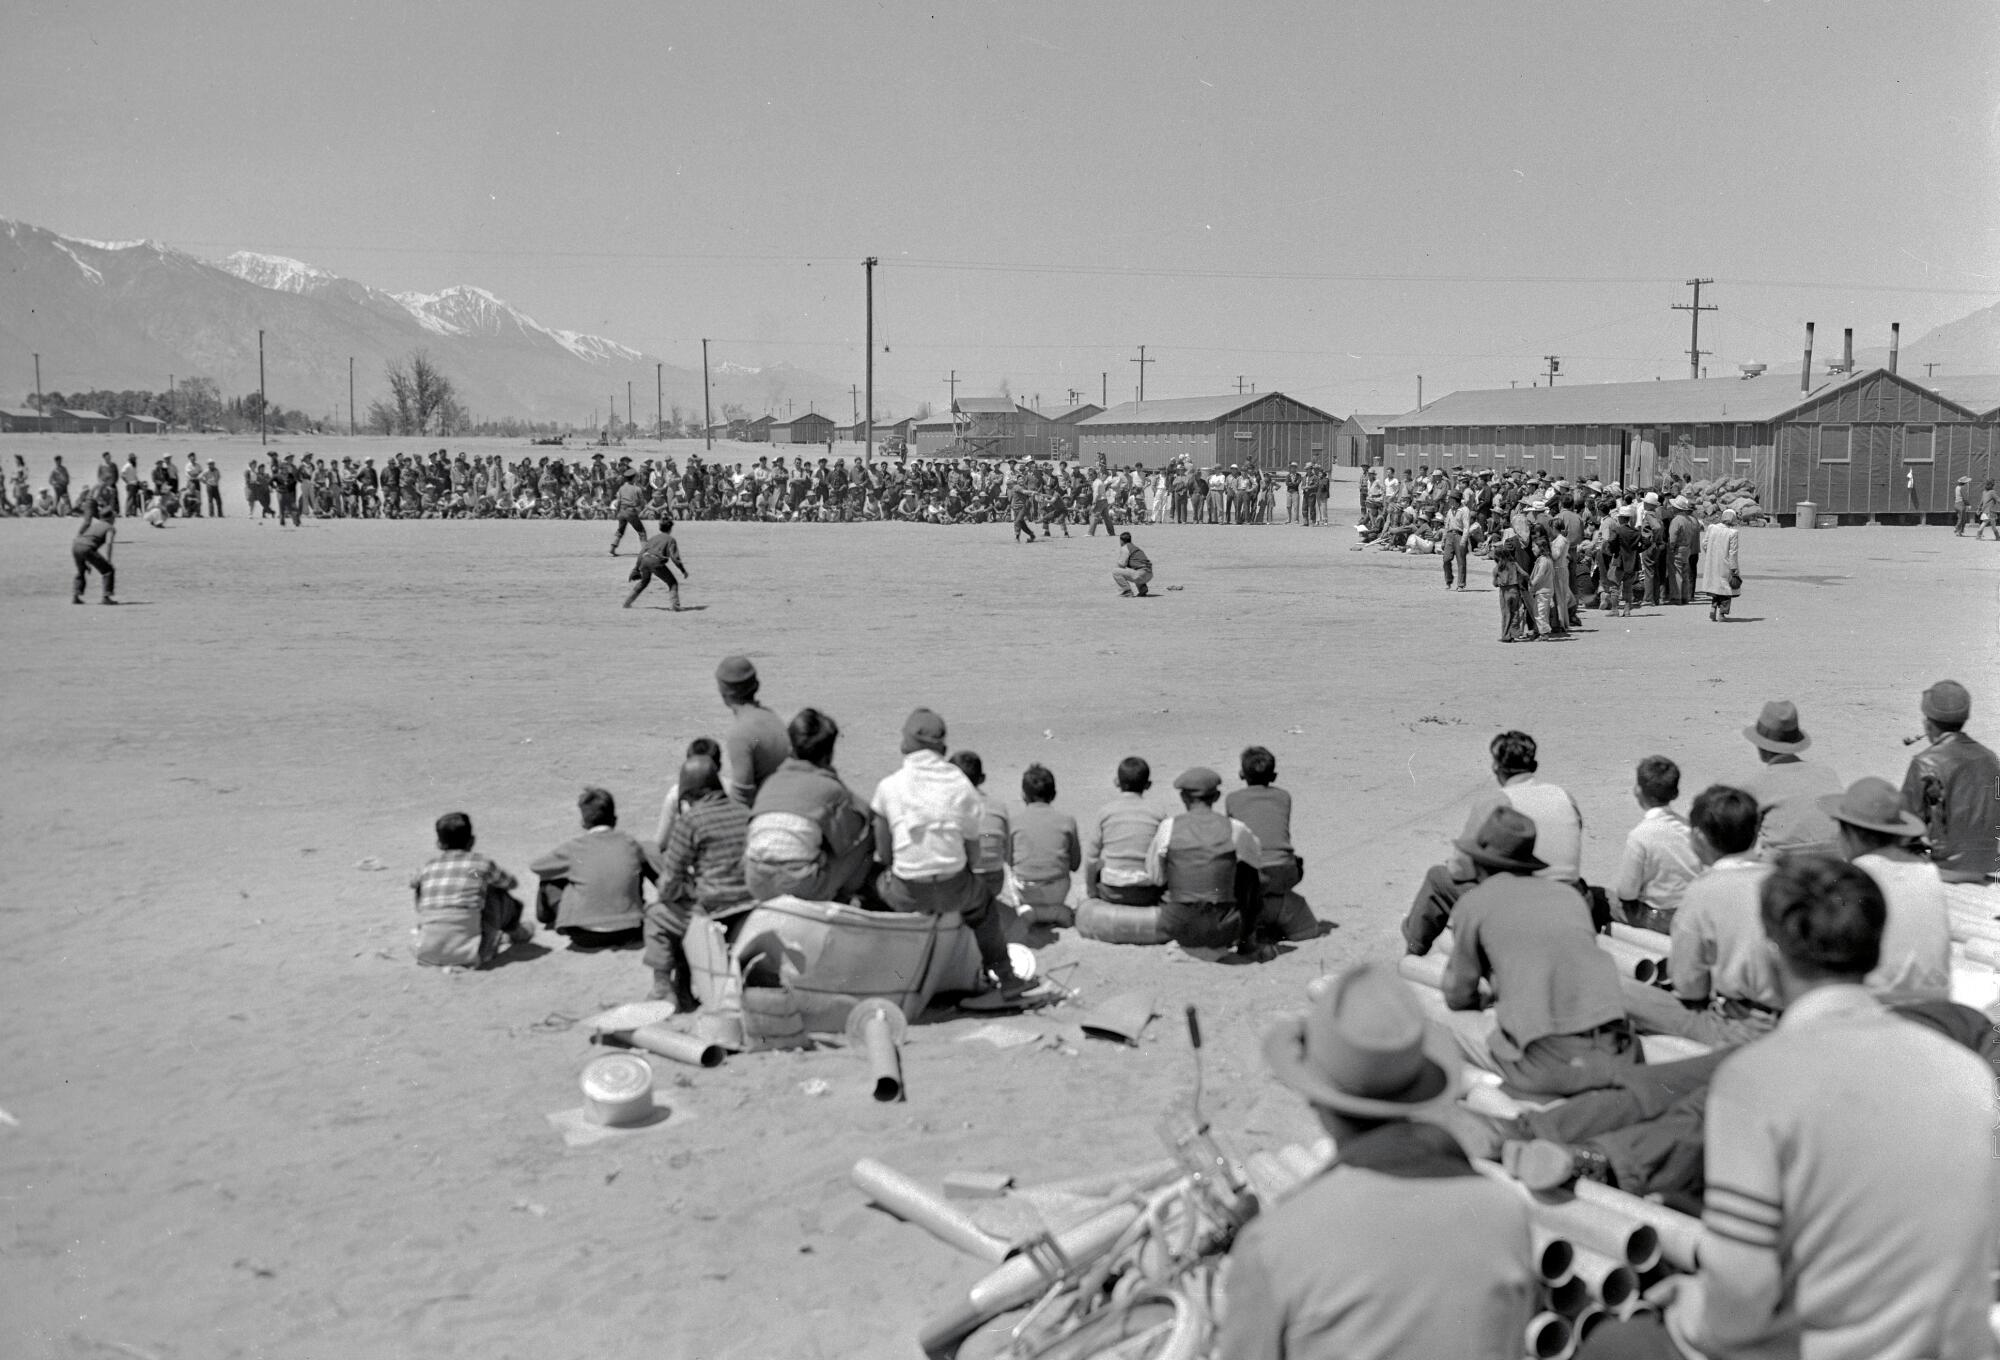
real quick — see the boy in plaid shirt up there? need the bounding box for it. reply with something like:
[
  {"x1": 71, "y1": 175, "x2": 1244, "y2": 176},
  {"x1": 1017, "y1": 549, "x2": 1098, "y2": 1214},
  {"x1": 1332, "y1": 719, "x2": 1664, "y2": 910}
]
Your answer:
[{"x1": 411, "y1": 812, "x2": 531, "y2": 968}]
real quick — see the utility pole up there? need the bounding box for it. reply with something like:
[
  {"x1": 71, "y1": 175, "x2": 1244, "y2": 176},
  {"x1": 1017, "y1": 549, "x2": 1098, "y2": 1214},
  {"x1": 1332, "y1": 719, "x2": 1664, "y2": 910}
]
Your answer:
[
  {"x1": 1101, "y1": 372, "x2": 1107, "y2": 406},
  {"x1": 1417, "y1": 375, "x2": 1423, "y2": 410},
  {"x1": 627, "y1": 381, "x2": 634, "y2": 436},
  {"x1": 258, "y1": 330, "x2": 268, "y2": 445},
  {"x1": 1672, "y1": 278, "x2": 1716, "y2": 380},
  {"x1": 1543, "y1": 355, "x2": 1561, "y2": 387},
  {"x1": 1923, "y1": 361, "x2": 1941, "y2": 378},
  {"x1": 348, "y1": 357, "x2": 356, "y2": 435},
  {"x1": 656, "y1": 363, "x2": 663, "y2": 438},
  {"x1": 864, "y1": 256, "x2": 878, "y2": 464},
  {"x1": 168, "y1": 373, "x2": 174, "y2": 433},
  {"x1": 1131, "y1": 345, "x2": 1152, "y2": 401},
  {"x1": 945, "y1": 369, "x2": 958, "y2": 408},
  {"x1": 33, "y1": 353, "x2": 42, "y2": 425},
  {"x1": 850, "y1": 384, "x2": 859, "y2": 423},
  {"x1": 1236, "y1": 375, "x2": 1246, "y2": 394},
  {"x1": 702, "y1": 339, "x2": 713, "y2": 450}
]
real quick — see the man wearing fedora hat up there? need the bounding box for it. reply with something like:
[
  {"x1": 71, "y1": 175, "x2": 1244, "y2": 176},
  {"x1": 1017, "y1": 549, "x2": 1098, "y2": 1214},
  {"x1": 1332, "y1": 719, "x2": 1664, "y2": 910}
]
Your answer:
[
  {"x1": 1442, "y1": 807, "x2": 1637, "y2": 1096},
  {"x1": 1218, "y1": 962, "x2": 1536, "y2": 1360},
  {"x1": 1736, "y1": 700, "x2": 1842, "y2": 859},
  {"x1": 1822, "y1": 777, "x2": 1951, "y2": 1004},
  {"x1": 1901, "y1": 680, "x2": 1999, "y2": 901}
]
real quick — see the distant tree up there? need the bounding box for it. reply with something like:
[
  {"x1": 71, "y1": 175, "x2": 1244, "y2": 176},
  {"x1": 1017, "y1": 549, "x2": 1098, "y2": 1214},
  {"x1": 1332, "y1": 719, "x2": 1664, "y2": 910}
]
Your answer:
[
  {"x1": 913, "y1": 401, "x2": 934, "y2": 419},
  {"x1": 376, "y1": 349, "x2": 464, "y2": 435},
  {"x1": 172, "y1": 378, "x2": 224, "y2": 429}
]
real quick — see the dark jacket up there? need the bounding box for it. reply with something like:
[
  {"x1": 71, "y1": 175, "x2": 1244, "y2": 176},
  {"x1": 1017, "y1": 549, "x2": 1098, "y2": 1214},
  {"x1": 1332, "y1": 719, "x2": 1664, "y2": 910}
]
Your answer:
[{"x1": 1903, "y1": 732, "x2": 2000, "y2": 883}]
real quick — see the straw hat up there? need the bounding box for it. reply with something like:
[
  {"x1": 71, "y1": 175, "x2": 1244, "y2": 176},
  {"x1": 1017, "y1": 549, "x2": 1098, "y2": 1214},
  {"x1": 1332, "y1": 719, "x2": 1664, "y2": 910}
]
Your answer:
[
  {"x1": 1263, "y1": 962, "x2": 1461, "y2": 1119},
  {"x1": 1817, "y1": 777, "x2": 1925, "y2": 839},
  {"x1": 1743, "y1": 700, "x2": 1811, "y2": 754}
]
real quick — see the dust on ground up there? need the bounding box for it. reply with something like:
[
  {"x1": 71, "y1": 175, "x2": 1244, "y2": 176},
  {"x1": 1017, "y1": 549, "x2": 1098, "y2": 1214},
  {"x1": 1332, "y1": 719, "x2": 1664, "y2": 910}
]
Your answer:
[{"x1": 2, "y1": 437, "x2": 1994, "y2": 1359}]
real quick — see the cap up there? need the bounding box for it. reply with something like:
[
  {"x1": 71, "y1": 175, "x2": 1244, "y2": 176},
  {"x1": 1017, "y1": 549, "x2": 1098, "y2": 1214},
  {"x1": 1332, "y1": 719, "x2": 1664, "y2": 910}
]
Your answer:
[
  {"x1": 715, "y1": 655, "x2": 757, "y2": 686},
  {"x1": 901, "y1": 707, "x2": 947, "y2": 753},
  {"x1": 1173, "y1": 766, "x2": 1222, "y2": 796},
  {"x1": 1921, "y1": 680, "x2": 1971, "y2": 725}
]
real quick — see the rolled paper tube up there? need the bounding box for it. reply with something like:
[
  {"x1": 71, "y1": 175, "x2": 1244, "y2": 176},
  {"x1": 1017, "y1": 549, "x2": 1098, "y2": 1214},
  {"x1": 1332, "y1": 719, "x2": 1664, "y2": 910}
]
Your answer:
[
  {"x1": 1530, "y1": 1226, "x2": 1576, "y2": 1284},
  {"x1": 1598, "y1": 935, "x2": 1664, "y2": 982},
  {"x1": 1396, "y1": 952, "x2": 1448, "y2": 992},
  {"x1": 851, "y1": 1159, "x2": 1010, "y2": 1263},
  {"x1": 916, "y1": 1200, "x2": 1143, "y2": 1358},
  {"x1": 1025, "y1": 1159, "x2": 1181, "y2": 1200},
  {"x1": 1946, "y1": 911, "x2": 2000, "y2": 944},
  {"x1": 1544, "y1": 1272, "x2": 1589, "y2": 1316},
  {"x1": 1607, "y1": 922, "x2": 1670, "y2": 955},
  {"x1": 1275, "y1": 1143, "x2": 1327, "y2": 1183},
  {"x1": 1572, "y1": 1305, "x2": 1610, "y2": 1348},
  {"x1": 1523, "y1": 1189, "x2": 1663, "y2": 1272},
  {"x1": 1570, "y1": 1245, "x2": 1639, "y2": 1311},
  {"x1": 628, "y1": 1023, "x2": 724, "y2": 1068},
  {"x1": 1244, "y1": 1151, "x2": 1300, "y2": 1204},
  {"x1": 1525, "y1": 1310, "x2": 1573, "y2": 1360},
  {"x1": 1955, "y1": 939, "x2": 2000, "y2": 968},
  {"x1": 1640, "y1": 1034, "x2": 1711, "y2": 1065},
  {"x1": 1573, "y1": 1179, "x2": 1702, "y2": 1272},
  {"x1": 861, "y1": 1010, "x2": 903, "y2": 1102},
  {"x1": 1462, "y1": 1078, "x2": 1528, "y2": 1123}
]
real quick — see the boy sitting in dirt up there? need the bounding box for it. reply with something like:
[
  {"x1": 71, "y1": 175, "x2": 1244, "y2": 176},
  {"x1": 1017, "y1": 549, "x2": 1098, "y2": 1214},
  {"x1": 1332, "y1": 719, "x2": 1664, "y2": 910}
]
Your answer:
[{"x1": 410, "y1": 812, "x2": 532, "y2": 969}]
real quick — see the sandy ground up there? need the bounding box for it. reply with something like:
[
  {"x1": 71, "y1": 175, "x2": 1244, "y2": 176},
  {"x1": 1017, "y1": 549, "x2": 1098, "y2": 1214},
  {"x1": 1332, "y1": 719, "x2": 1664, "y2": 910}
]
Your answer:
[{"x1": 2, "y1": 435, "x2": 1996, "y2": 1360}]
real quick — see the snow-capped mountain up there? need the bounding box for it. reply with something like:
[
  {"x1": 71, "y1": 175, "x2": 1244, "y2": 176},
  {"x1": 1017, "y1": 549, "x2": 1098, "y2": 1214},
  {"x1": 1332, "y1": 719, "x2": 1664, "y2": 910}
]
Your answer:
[
  {"x1": 220, "y1": 251, "x2": 343, "y2": 296},
  {"x1": 1, "y1": 219, "x2": 870, "y2": 423}
]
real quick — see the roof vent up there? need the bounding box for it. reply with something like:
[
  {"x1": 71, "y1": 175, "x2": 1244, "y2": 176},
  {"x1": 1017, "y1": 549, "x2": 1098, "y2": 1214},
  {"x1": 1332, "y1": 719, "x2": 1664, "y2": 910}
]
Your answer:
[{"x1": 1739, "y1": 363, "x2": 1767, "y2": 379}]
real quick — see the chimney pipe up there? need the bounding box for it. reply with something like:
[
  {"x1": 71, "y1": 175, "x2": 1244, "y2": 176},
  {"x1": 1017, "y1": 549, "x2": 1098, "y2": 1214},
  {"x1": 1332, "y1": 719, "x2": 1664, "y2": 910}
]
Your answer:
[
  {"x1": 1889, "y1": 323, "x2": 1900, "y2": 375},
  {"x1": 1841, "y1": 328, "x2": 1853, "y2": 373},
  {"x1": 1801, "y1": 322, "x2": 1815, "y2": 393}
]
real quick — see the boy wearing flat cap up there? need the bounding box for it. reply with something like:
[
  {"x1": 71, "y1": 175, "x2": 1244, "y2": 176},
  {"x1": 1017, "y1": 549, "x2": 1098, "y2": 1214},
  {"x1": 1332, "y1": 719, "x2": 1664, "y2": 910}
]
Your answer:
[
  {"x1": 1218, "y1": 962, "x2": 1535, "y2": 1360},
  {"x1": 715, "y1": 655, "x2": 789, "y2": 805},
  {"x1": 1144, "y1": 766, "x2": 1270, "y2": 959},
  {"x1": 1901, "y1": 680, "x2": 1999, "y2": 904}
]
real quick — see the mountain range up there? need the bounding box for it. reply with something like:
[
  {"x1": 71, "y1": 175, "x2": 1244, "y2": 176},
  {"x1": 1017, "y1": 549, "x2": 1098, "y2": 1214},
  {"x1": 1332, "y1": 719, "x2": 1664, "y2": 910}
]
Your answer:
[{"x1": 0, "y1": 219, "x2": 891, "y2": 425}]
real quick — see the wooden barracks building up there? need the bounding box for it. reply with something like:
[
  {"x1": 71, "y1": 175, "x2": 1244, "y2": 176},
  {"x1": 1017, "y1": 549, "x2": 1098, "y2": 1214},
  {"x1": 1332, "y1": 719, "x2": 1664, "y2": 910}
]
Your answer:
[
  {"x1": 1377, "y1": 363, "x2": 1996, "y2": 525},
  {"x1": 1074, "y1": 392, "x2": 1340, "y2": 471}
]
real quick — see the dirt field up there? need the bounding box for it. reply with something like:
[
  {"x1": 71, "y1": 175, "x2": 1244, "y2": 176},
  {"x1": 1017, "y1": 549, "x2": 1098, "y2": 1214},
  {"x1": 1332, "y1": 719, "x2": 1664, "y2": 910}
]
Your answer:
[{"x1": 3, "y1": 434, "x2": 1995, "y2": 1360}]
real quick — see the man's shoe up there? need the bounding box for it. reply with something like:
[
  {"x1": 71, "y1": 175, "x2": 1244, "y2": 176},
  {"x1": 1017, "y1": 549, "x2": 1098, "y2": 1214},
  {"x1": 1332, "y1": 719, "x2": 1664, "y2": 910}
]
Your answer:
[
  {"x1": 1136, "y1": 583, "x2": 1149, "y2": 596},
  {"x1": 101, "y1": 597, "x2": 117, "y2": 606},
  {"x1": 72, "y1": 595, "x2": 83, "y2": 605},
  {"x1": 508, "y1": 924, "x2": 536, "y2": 946}
]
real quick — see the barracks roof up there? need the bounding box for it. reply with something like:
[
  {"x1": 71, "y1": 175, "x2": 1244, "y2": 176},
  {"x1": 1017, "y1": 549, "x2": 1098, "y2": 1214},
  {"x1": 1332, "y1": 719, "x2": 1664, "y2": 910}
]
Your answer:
[
  {"x1": 1925, "y1": 374, "x2": 2000, "y2": 417},
  {"x1": 1377, "y1": 369, "x2": 1947, "y2": 429},
  {"x1": 1078, "y1": 392, "x2": 1336, "y2": 426}
]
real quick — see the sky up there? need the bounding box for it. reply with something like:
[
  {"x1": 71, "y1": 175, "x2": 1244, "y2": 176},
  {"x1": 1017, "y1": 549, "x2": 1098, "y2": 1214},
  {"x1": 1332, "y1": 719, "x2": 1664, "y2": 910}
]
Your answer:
[{"x1": 4, "y1": 0, "x2": 1997, "y2": 415}]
